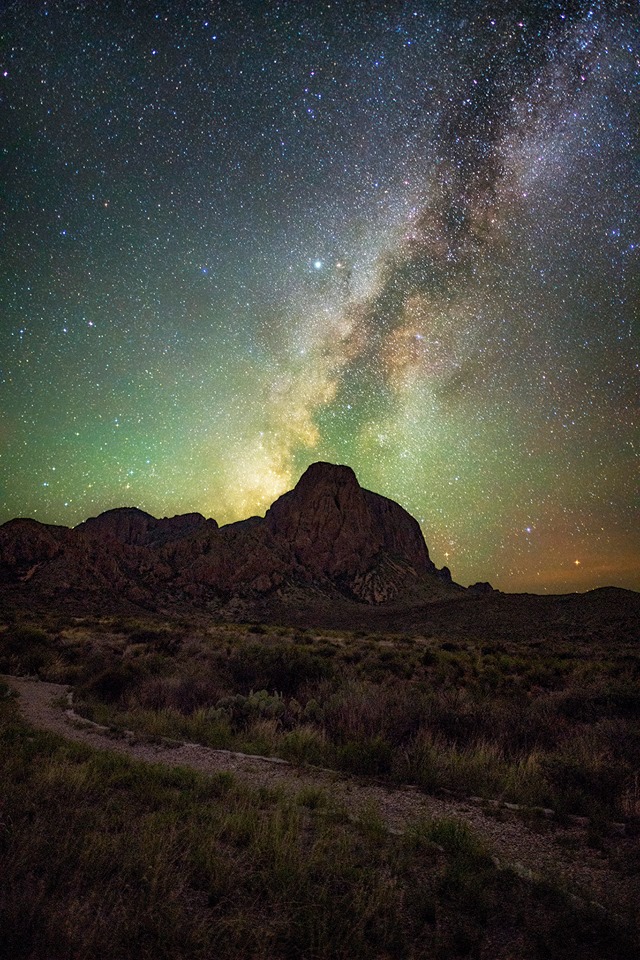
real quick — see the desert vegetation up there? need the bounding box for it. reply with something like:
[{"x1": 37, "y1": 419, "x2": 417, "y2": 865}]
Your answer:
[
  {"x1": 1, "y1": 681, "x2": 636, "y2": 960},
  {"x1": 1, "y1": 614, "x2": 638, "y2": 825}
]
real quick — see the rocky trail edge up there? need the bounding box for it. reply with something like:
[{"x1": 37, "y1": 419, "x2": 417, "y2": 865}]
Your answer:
[{"x1": 4, "y1": 674, "x2": 636, "y2": 918}]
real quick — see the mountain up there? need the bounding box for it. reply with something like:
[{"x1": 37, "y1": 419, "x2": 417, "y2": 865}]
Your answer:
[{"x1": 0, "y1": 462, "x2": 458, "y2": 614}]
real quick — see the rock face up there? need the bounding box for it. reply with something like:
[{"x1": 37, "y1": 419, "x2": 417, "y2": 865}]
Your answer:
[
  {"x1": 260, "y1": 463, "x2": 436, "y2": 601},
  {"x1": 467, "y1": 581, "x2": 495, "y2": 595},
  {"x1": 0, "y1": 519, "x2": 70, "y2": 580},
  {"x1": 77, "y1": 507, "x2": 215, "y2": 547},
  {"x1": 0, "y1": 462, "x2": 454, "y2": 609},
  {"x1": 266, "y1": 463, "x2": 434, "y2": 580}
]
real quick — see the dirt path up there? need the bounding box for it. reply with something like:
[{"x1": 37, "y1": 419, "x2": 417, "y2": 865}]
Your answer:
[{"x1": 4, "y1": 675, "x2": 633, "y2": 914}]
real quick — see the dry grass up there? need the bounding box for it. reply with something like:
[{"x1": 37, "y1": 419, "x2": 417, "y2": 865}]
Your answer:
[
  {"x1": 1, "y1": 691, "x2": 635, "y2": 960},
  {"x1": 2, "y1": 614, "x2": 639, "y2": 822}
]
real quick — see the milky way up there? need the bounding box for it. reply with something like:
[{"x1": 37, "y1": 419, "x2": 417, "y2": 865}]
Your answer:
[{"x1": 1, "y1": 0, "x2": 637, "y2": 592}]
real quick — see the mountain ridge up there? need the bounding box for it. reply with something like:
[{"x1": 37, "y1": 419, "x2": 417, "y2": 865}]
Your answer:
[
  {"x1": 0, "y1": 462, "x2": 458, "y2": 612},
  {"x1": 2, "y1": 463, "x2": 636, "y2": 634}
]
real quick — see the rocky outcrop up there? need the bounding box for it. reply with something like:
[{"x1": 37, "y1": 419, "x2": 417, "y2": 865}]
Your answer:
[
  {"x1": 0, "y1": 462, "x2": 456, "y2": 608},
  {"x1": 77, "y1": 508, "x2": 215, "y2": 547},
  {"x1": 261, "y1": 462, "x2": 437, "y2": 600},
  {"x1": 467, "y1": 581, "x2": 495, "y2": 595},
  {"x1": 0, "y1": 519, "x2": 70, "y2": 582},
  {"x1": 265, "y1": 463, "x2": 435, "y2": 581}
]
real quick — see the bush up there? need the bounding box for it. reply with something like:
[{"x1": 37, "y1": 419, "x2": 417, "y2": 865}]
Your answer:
[
  {"x1": 229, "y1": 644, "x2": 333, "y2": 697},
  {"x1": 557, "y1": 685, "x2": 640, "y2": 722},
  {"x1": 337, "y1": 737, "x2": 393, "y2": 776},
  {"x1": 82, "y1": 663, "x2": 142, "y2": 704},
  {"x1": 542, "y1": 753, "x2": 629, "y2": 816},
  {"x1": 281, "y1": 726, "x2": 330, "y2": 766},
  {"x1": 0, "y1": 625, "x2": 53, "y2": 675},
  {"x1": 136, "y1": 674, "x2": 221, "y2": 713},
  {"x1": 216, "y1": 690, "x2": 286, "y2": 729},
  {"x1": 423, "y1": 818, "x2": 489, "y2": 861}
]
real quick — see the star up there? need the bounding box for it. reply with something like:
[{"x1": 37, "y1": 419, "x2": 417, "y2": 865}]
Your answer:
[{"x1": 0, "y1": 1, "x2": 636, "y2": 594}]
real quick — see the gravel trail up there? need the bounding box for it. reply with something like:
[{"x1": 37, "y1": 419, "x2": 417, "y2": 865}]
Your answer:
[{"x1": 4, "y1": 674, "x2": 633, "y2": 913}]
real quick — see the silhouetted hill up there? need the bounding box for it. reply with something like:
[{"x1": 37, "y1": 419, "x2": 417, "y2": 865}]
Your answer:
[
  {"x1": 0, "y1": 462, "x2": 457, "y2": 614},
  {"x1": 1, "y1": 463, "x2": 637, "y2": 640}
]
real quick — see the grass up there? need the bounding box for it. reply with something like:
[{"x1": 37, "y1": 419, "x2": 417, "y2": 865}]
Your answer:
[
  {"x1": 1, "y1": 613, "x2": 639, "y2": 823},
  {"x1": 0, "y1": 694, "x2": 635, "y2": 960}
]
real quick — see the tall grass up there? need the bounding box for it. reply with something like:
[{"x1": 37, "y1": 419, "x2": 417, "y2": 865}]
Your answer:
[
  {"x1": 2, "y1": 616, "x2": 639, "y2": 819},
  {"x1": 1, "y1": 695, "x2": 635, "y2": 960}
]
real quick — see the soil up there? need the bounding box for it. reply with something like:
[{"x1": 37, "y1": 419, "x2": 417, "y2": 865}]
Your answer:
[{"x1": 5, "y1": 674, "x2": 637, "y2": 919}]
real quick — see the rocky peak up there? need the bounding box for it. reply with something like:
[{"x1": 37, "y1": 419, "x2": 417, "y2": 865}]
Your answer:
[
  {"x1": 265, "y1": 461, "x2": 435, "y2": 583},
  {"x1": 0, "y1": 461, "x2": 452, "y2": 607},
  {"x1": 294, "y1": 461, "x2": 359, "y2": 492},
  {"x1": 77, "y1": 507, "x2": 214, "y2": 547},
  {"x1": 149, "y1": 512, "x2": 215, "y2": 547},
  {"x1": 76, "y1": 508, "x2": 157, "y2": 546},
  {"x1": 0, "y1": 518, "x2": 70, "y2": 582},
  {"x1": 467, "y1": 581, "x2": 495, "y2": 595}
]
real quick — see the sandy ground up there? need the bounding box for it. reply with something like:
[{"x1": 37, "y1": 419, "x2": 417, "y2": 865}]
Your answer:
[{"x1": 4, "y1": 674, "x2": 635, "y2": 914}]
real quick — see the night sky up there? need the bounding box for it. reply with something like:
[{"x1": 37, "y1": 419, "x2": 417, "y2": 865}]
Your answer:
[{"x1": 1, "y1": 0, "x2": 637, "y2": 593}]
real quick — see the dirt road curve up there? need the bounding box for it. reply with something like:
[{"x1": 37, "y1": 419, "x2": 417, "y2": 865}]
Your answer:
[{"x1": 3, "y1": 674, "x2": 630, "y2": 911}]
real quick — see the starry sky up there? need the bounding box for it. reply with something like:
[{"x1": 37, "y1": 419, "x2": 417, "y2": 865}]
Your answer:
[{"x1": 1, "y1": 0, "x2": 638, "y2": 593}]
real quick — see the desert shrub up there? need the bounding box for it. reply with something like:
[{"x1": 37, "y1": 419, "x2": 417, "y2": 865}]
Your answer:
[
  {"x1": 126, "y1": 627, "x2": 169, "y2": 643},
  {"x1": 501, "y1": 752, "x2": 551, "y2": 806},
  {"x1": 109, "y1": 618, "x2": 147, "y2": 634},
  {"x1": 0, "y1": 625, "x2": 54, "y2": 675},
  {"x1": 161, "y1": 638, "x2": 189, "y2": 662},
  {"x1": 281, "y1": 726, "x2": 330, "y2": 766},
  {"x1": 400, "y1": 729, "x2": 492, "y2": 795},
  {"x1": 361, "y1": 648, "x2": 414, "y2": 680},
  {"x1": 295, "y1": 785, "x2": 329, "y2": 808},
  {"x1": 407, "y1": 816, "x2": 499, "y2": 954},
  {"x1": 556, "y1": 685, "x2": 640, "y2": 722},
  {"x1": 136, "y1": 674, "x2": 221, "y2": 714},
  {"x1": 216, "y1": 690, "x2": 287, "y2": 729},
  {"x1": 312, "y1": 642, "x2": 337, "y2": 659},
  {"x1": 421, "y1": 647, "x2": 438, "y2": 667},
  {"x1": 423, "y1": 817, "x2": 489, "y2": 860},
  {"x1": 465, "y1": 694, "x2": 564, "y2": 757},
  {"x1": 397, "y1": 729, "x2": 551, "y2": 805},
  {"x1": 3, "y1": 626, "x2": 50, "y2": 649},
  {"x1": 81, "y1": 662, "x2": 143, "y2": 704},
  {"x1": 229, "y1": 643, "x2": 333, "y2": 697},
  {"x1": 320, "y1": 681, "x2": 425, "y2": 745},
  {"x1": 337, "y1": 736, "x2": 393, "y2": 776},
  {"x1": 423, "y1": 687, "x2": 478, "y2": 745},
  {"x1": 321, "y1": 681, "x2": 387, "y2": 742},
  {"x1": 320, "y1": 679, "x2": 428, "y2": 747},
  {"x1": 542, "y1": 752, "x2": 629, "y2": 817},
  {"x1": 240, "y1": 717, "x2": 281, "y2": 756},
  {"x1": 105, "y1": 705, "x2": 234, "y2": 749},
  {"x1": 534, "y1": 719, "x2": 640, "y2": 817},
  {"x1": 302, "y1": 697, "x2": 323, "y2": 724},
  {"x1": 184, "y1": 708, "x2": 234, "y2": 748}
]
